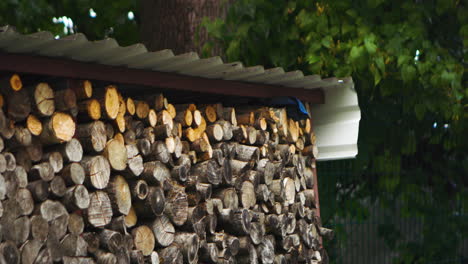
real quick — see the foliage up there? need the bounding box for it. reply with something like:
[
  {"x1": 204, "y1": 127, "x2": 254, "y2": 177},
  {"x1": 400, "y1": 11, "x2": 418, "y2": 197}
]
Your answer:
[
  {"x1": 0, "y1": 0, "x2": 139, "y2": 46},
  {"x1": 202, "y1": 0, "x2": 468, "y2": 262}
]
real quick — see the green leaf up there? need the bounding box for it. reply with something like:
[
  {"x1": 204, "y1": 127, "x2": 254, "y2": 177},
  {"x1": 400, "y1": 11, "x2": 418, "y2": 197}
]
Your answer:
[
  {"x1": 306, "y1": 54, "x2": 321, "y2": 64},
  {"x1": 414, "y1": 104, "x2": 425, "y2": 120},
  {"x1": 349, "y1": 45, "x2": 364, "y2": 62},
  {"x1": 364, "y1": 35, "x2": 377, "y2": 54},
  {"x1": 321, "y1": 36, "x2": 332, "y2": 48},
  {"x1": 401, "y1": 64, "x2": 416, "y2": 82},
  {"x1": 375, "y1": 56, "x2": 385, "y2": 73},
  {"x1": 397, "y1": 55, "x2": 411, "y2": 67}
]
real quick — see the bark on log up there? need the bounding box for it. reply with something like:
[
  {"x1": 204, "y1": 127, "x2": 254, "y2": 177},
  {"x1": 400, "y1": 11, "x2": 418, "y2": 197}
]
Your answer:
[
  {"x1": 75, "y1": 121, "x2": 107, "y2": 153},
  {"x1": 40, "y1": 112, "x2": 75, "y2": 144}
]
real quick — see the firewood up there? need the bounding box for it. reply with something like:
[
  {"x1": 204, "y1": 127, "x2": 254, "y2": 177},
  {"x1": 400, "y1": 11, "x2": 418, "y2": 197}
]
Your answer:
[
  {"x1": 50, "y1": 176, "x2": 67, "y2": 197},
  {"x1": 107, "y1": 175, "x2": 131, "y2": 215},
  {"x1": 78, "y1": 99, "x2": 101, "y2": 121},
  {"x1": 55, "y1": 88, "x2": 78, "y2": 116},
  {"x1": 103, "y1": 139, "x2": 127, "y2": 171},
  {"x1": 222, "y1": 107, "x2": 237, "y2": 126},
  {"x1": 1, "y1": 74, "x2": 22, "y2": 91},
  {"x1": 61, "y1": 163, "x2": 85, "y2": 186},
  {"x1": 61, "y1": 234, "x2": 87, "y2": 257},
  {"x1": 158, "y1": 110, "x2": 174, "y2": 130},
  {"x1": 75, "y1": 121, "x2": 107, "y2": 152},
  {"x1": 150, "y1": 216, "x2": 175, "y2": 248},
  {"x1": 30, "y1": 162, "x2": 54, "y2": 182},
  {"x1": 97, "y1": 85, "x2": 120, "y2": 120},
  {"x1": 81, "y1": 155, "x2": 110, "y2": 190},
  {"x1": 68, "y1": 213, "x2": 85, "y2": 235},
  {"x1": 40, "y1": 112, "x2": 75, "y2": 144},
  {"x1": 62, "y1": 185, "x2": 90, "y2": 211},
  {"x1": 153, "y1": 94, "x2": 166, "y2": 111},
  {"x1": 0, "y1": 241, "x2": 20, "y2": 264},
  {"x1": 134, "y1": 186, "x2": 165, "y2": 217},
  {"x1": 15, "y1": 188, "x2": 34, "y2": 216},
  {"x1": 26, "y1": 114, "x2": 43, "y2": 136},
  {"x1": 132, "y1": 226, "x2": 155, "y2": 256},
  {"x1": 165, "y1": 188, "x2": 189, "y2": 226},
  {"x1": 174, "y1": 108, "x2": 192, "y2": 127},
  {"x1": 19, "y1": 239, "x2": 42, "y2": 264},
  {"x1": 7, "y1": 88, "x2": 31, "y2": 121},
  {"x1": 158, "y1": 245, "x2": 183, "y2": 264},
  {"x1": 27, "y1": 180, "x2": 49, "y2": 202},
  {"x1": 200, "y1": 105, "x2": 217, "y2": 123},
  {"x1": 86, "y1": 191, "x2": 113, "y2": 228},
  {"x1": 32, "y1": 82, "x2": 55, "y2": 117},
  {"x1": 206, "y1": 124, "x2": 223, "y2": 142},
  {"x1": 43, "y1": 151, "x2": 63, "y2": 173},
  {"x1": 173, "y1": 233, "x2": 199, "y2": 264}
]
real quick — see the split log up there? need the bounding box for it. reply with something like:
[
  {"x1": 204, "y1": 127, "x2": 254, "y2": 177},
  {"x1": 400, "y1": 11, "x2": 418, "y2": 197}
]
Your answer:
[
  {"x1": 152, "y1": 215, "x2": 175, "y2": 247},
  {"x1": 81, "y1": 155, "x2": 111, "y2": 190},
  {"x1": 86, "y1": 191, "x2": 113, "y2": 228}
]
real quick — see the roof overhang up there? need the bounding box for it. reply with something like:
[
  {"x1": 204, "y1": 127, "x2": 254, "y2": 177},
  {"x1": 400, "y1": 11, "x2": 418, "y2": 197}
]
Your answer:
[{"x1": 0, "y1": 26, "x2": 361, "y2": 161}]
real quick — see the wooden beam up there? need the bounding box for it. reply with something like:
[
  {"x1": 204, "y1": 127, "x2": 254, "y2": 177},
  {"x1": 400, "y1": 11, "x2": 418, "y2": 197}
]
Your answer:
[{"x1": 0, "y1": 52, "x2": 324, "y2": 103}]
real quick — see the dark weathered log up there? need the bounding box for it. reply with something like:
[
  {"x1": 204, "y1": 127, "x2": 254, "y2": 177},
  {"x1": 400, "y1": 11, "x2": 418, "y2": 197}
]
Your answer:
[
  {"x1": 82, "y1": 232, "x2": 100, "y2": 255},
  {"x1": 199, "y1": 242, "x2": 218, "y2": 263},
  {"x1": 173, "y1": 233, "x2": 199, "y2": 264},
  {"x1": 81, "y1": 155, "x2": 110, "y2": 190},
  {"x1": 134, "y1": 186, "x2": 165, "y2": 217},
  {"x1": 27, "y1": 180, "x2": 49, "y2": 202},
  {"x1": 13, "y1": 216, "x2": 31, "y2": 245},
  {"x1": 149, "y1": 141, "x2": 171, "y2": 164},
  {"x1": 158, "y1": 245, "x2": 183, "y2": 264},
  {"x1": 62, "y1": 256, "x2": 96, "y2": 264},
  {"x1": 95, "y1": 251, "x2": 117, "y2": 264},
  {"x1": 61, "y1": 163, "x2": 85, "y2": 186},
  {"x1": 75, "y1": 121, "x2": 107, "y2": 153},
  {"x1": 191, "y1": 160, "x2": 221, "y2": 185},
  {"x1": 62, "y1": 184, "x2": 90, "y2": 211},
  {"x1": 240, "y1": 181, "x2": 256, "y2": 209},
  {"x1": 0, "y1": 241, "x2": 20, "y2": 264},
  {"x1": 29, "y1": 162, "x2": 54, "y2": 182},
  {"x1": 318, "y1": 227, "x2": 334, "y2": 241},
  {"x1": 4, "y1": 152, "x2": 16, "y2": 172},
  {"x1": 129, "y1": 179, "x2": 148, "y2": 200},
  {"x1": 7, "y1": 88, "x2": 31, "y2": 121},
  {"x1": 165, "y1": 188, "x2": 189, "y2": 226},
  {"x1": 141, "y1": 161, "x2": 169, "y2": 186},
  {"x1": 12, "y1": 126, "x2": 32, "y2": 147},
  {"x1": 55, "y1": 88, "x2": 78, "y2": 115},
  {"x1": 86, "y1": 191, "x2": 113, "y2": 228},
  {"x1": 213, "y1": 188, "x2": 238, "y2": 210}
]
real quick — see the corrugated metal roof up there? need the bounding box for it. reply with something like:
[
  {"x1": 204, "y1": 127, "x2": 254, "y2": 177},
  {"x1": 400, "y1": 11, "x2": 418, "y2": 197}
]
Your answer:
[{"x1": 0, "y1": 25, "x2": 361, "y2": 161}]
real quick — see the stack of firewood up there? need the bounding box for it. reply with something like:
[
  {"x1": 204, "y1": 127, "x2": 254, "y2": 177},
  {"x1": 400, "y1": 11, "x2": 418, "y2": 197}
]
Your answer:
[{"x1": 0, "y1": 74, "x2": 333, "y2": 264}]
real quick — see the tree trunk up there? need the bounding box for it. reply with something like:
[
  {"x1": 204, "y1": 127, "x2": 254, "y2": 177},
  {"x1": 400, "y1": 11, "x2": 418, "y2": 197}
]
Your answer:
[{"x1": 139, "y1": 0, "x2": 230, "y2": 56}]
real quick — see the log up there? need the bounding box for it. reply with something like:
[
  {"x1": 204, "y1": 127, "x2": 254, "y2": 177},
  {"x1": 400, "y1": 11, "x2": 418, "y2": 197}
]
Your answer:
[
  {"x1": 7, "y1": 88, "x2": 31, "y2": 121},
  {"x1": 68, "y1": 213, "x2": 85, "y2": 235},
  {"x1": 62, "y1": 185, "x2": 90, "y2": 211},
  {"x1": 135, "y1": 101, "x2": 150, "y2": 120},
  {"x1": 81, "y1": 155, "x2": 111, "y2": 190},
  {"x1": 86, "y1": 191, "x2": 113, "y2": 228},
  {"x1": 55, "y1": 88, "x2": 78, "y2": 116},
  {"x1": 174, "y1": 108, "x2": 192, "y2": 127},
  {"x1": 158, "y1": 245, "x2": 183, "y2": 264},
  {"x1": 32, "y1": 84, "x2": 56, "y2": 117},
  {"x1": 40, "y1": 112, "x2": 75, "y2": 144},
  {"x1": 0, "y1": 241, "x2": 20, "y2": 264},
  {"x1": 205, "y1": 124, "x2": 223, "y2": 142},
  {"x1": 20, "y1": 239, "x2": 42, "y2": 264},
  {"x1": 103, "y1": 139, "x2": 127, "y2": 171},
  {"x1": 134, "y1": 186, "x2": 165, "y2": 217},
  {"x1": 98, "y1": 85, "x2": 120, "y2": 120},
  {"x1": 152, "y1": 215, "x2": 175, "y2": 247},
  {"x1": 65, "y1": 79, "x2": 93, "y2": 100},
  {"x1": 107, "y1": 175, "x2": 131, "y2": 215},
  {"x1": 27, "y1": 180, "x2": 49, "y2": 202},
  {"x1": 153, "y1": 94, "x2": 167, "y2": 111},
  {"x1": 30, "y1": 162, "x2": 54, "y2": 182},
  {"x1": 173, "y1": 233, "x2": 199, "y2": 264},
  {"x1": 43, "y1": 151, "x2": 63, "y2": 173},
  {"x1": 126, "y1": 97, "x2": 136, "y2": 116},
  {"x1": 75, "y1": 121, "x2": 107, "y2": 152},
  {"x1": 132, "y1": 226, "x2": 155, "y2": 256},
  {"x1": 78, "y1": 99, "x2": 101, "y2": 121},
  {"x1": 61, "y1": 234, "x2": 88, "y2": 257},
  {"x1": 15, "y1": 188, "x2": 34, "y2": 215},
  {"x1": 165, "y1": 188, "x2": 189, "y2": 226},
  {"x1": 61, "y1": 163, "x2": 85, "y2": 186}
]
